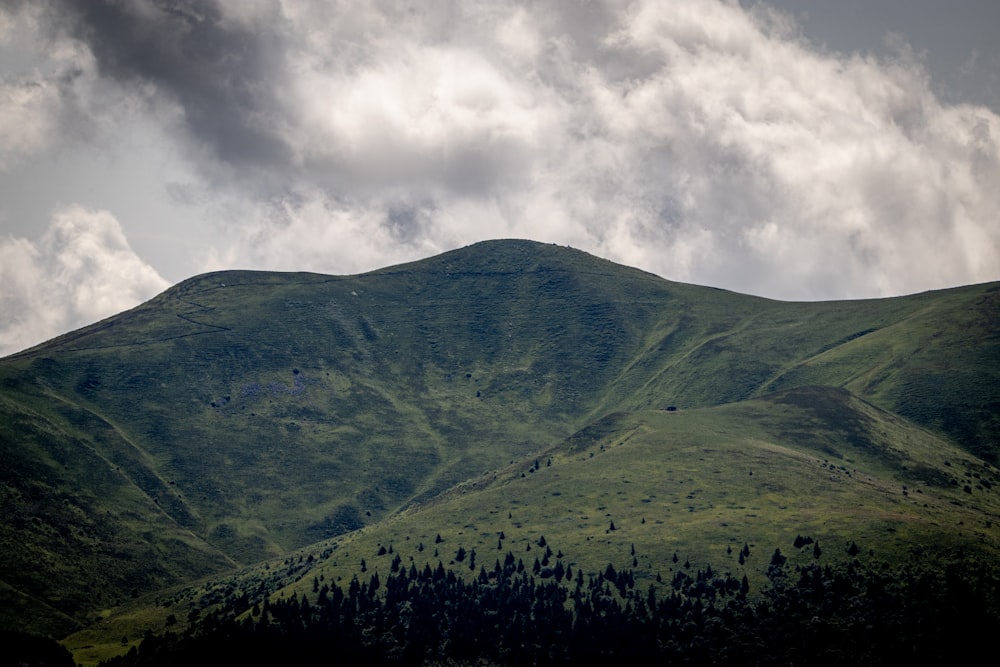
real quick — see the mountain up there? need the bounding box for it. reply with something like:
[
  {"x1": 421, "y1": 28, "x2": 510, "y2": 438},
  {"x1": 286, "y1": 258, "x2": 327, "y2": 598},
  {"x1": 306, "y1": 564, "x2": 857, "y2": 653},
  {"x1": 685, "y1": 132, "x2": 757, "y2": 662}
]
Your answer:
[{"x1": 1, "y1": 240, "x2": 998, "y2": 660}]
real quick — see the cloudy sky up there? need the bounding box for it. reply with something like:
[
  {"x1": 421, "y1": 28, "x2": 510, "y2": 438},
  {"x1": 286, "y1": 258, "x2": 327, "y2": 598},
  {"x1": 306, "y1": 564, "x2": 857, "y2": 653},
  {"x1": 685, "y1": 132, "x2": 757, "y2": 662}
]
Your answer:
[{"x1": 2, "y1": 0, "x2": 999, "y2": 356}]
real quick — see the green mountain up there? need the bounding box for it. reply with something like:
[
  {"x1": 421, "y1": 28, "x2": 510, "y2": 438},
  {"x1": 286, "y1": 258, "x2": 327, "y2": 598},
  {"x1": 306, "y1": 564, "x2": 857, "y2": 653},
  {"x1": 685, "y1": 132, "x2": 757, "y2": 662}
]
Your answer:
[{"x1": 1, "y1": 240, "x2": 998, "y2": 660}]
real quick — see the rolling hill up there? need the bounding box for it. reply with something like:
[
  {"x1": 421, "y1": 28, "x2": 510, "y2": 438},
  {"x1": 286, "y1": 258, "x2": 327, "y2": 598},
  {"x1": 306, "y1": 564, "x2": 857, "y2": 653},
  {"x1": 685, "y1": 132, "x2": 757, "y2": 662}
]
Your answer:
[{"x1": 1, "y1": 239, "x2": 998, "y2": 662}]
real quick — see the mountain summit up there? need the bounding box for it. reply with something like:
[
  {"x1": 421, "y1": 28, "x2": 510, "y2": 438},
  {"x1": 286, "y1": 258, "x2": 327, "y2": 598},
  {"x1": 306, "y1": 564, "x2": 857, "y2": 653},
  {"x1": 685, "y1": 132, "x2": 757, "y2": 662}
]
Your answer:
[{"x1": 1, "y1": 240, "x2": 998, "y2": 646}]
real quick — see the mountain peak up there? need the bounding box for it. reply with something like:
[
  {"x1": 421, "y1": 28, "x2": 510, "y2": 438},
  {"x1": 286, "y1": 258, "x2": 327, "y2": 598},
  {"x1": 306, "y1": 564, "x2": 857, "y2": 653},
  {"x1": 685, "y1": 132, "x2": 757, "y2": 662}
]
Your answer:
[{"x1": 1, "y1": 242, "x2": 998, "y2": 642}]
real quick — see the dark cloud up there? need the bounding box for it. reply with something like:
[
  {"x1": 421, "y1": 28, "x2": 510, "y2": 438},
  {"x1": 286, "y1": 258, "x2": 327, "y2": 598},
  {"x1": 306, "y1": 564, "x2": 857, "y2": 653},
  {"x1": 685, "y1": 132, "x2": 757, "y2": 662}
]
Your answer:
[{"x1": 47, "y1": 0, "x2": 292, "y2": 177}]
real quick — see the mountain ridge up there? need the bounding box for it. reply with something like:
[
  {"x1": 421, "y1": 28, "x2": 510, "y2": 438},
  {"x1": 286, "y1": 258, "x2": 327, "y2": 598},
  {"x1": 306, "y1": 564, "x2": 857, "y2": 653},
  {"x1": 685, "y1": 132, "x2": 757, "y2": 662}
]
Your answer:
[{"x1": 1, "y1": 239, "x2": 998, "y2": 653}]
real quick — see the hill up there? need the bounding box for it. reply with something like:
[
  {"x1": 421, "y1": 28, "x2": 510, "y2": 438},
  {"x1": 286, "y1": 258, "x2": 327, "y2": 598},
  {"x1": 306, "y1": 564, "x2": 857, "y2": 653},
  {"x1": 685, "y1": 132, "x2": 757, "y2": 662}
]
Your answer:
[
  {"x1": 67, "y1": 386, "x2": 1000, "y2": 664},
  {"x1": 0, "y1": 240, "x2": 998, "y2": 658}
]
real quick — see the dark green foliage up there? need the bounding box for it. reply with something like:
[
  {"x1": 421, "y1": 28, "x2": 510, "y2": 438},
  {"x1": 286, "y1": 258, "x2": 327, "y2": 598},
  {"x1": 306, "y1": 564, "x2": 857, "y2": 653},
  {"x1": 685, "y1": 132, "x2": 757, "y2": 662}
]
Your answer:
[
  {"x1": 97, "y1": 549, "x2": 1000, "y2": 667},
  {"x1": 0, "y1": 631, "x2": 75, "y2": 667}
]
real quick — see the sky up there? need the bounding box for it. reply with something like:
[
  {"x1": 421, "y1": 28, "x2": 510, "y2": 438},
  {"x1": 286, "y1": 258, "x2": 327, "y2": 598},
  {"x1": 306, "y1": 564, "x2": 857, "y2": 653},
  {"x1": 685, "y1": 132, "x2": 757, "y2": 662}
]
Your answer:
[{"x1": 1, "y1": 0, "x2": 999, "y2": 356}]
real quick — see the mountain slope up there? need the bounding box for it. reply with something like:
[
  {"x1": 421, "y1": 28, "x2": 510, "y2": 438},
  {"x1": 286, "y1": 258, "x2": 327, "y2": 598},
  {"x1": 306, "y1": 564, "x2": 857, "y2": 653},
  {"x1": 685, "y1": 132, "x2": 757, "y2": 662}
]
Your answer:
[
  {"x1": 1, "y1": 239, "x2": 998, "y2": 639},
  {"x1": 65, "y1": 385, "x2": 1000, "y2": 665}
]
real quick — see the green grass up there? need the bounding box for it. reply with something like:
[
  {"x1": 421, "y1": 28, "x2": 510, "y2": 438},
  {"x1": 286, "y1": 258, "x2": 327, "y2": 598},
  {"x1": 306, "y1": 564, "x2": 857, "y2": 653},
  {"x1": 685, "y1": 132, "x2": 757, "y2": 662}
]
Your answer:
[
  {"x1": 1, "y1": 240, "x2": 998, "y2": 655},
  {"x1": 65, "y1": 386, "x2": 1000, "y2": 664}
]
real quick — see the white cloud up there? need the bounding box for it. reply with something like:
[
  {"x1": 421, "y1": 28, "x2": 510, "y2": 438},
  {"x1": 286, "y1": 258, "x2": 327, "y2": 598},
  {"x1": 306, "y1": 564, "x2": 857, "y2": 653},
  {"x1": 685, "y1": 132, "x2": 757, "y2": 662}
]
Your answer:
[
  {"x1": 187, "y1": 0, "x2": 997, "y2": 300},
  {"x1": 0, "y1": 79, "x2": 63, "y2": 169},
  {"x1": 285, "y1": 41, "x2": 556, "y2": 197},
  {"x1": 0, "y1": 1, "x2": 114, "y2": 170},
  {"x1": 3, "y1": 0, "x2": 1000, "y2": 360},
  {"x1": 0, "y1": 207, "x2": 170, "y2": 356}
]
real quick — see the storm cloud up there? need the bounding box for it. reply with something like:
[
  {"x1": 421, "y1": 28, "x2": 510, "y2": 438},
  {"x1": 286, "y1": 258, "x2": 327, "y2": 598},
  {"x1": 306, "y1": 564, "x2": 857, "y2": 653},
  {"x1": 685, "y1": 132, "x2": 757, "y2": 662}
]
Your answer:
[{"x1": 1, "y1": 0, "x2": 998, "y2": 355}]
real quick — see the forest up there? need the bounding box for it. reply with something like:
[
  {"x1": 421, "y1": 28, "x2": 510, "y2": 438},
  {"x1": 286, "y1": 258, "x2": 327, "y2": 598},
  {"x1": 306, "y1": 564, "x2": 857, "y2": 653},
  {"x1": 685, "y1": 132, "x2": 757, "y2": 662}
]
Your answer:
[{"x1": 99, "y1": 543, "x2": 1000, "y2": 666}]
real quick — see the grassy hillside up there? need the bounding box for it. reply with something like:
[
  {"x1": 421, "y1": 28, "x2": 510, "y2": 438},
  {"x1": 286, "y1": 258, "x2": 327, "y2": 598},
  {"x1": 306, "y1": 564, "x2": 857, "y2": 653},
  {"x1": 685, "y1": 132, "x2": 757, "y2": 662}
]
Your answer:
[
  {"x1": 1, "y1": 239, "x2": 998, "y2": 648},
  {"x1": 275, "y1": 386, "x2": 999, "y2": 597},
  {"x1": 65, "y1": 386, "x2": 1000, "y2": 664}
]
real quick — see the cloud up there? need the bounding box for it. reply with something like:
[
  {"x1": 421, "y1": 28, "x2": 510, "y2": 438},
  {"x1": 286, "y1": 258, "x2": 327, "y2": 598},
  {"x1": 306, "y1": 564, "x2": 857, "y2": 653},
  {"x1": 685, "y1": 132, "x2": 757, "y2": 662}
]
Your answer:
[
  {"x1": 0, "y1": 207, "x2": 170, "y2": 356},
  {"x1": 11, "y1": 0, "x2": 1000, "y2": 304},
  {"x1": 0, "y1": 80, "x2": 61, "y2": 169},
  {"x1": 578, "y1": 0, "x2": 1000, "y2": 297},
  {"x1": 0, "y1": 3, "x2": 84, "y2": 169}
]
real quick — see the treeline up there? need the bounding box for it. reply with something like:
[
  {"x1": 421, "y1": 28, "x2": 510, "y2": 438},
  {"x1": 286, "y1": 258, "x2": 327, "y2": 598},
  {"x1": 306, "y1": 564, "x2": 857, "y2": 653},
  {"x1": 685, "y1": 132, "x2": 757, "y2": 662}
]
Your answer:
[{"x1": 103, "y1": 549, "x2": 1000, "y2": 665}]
